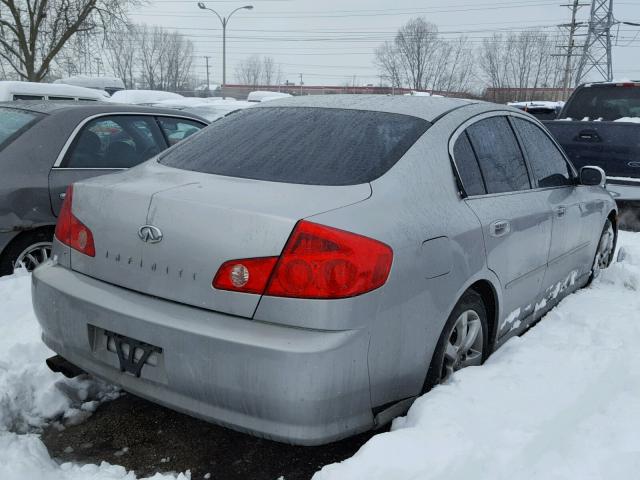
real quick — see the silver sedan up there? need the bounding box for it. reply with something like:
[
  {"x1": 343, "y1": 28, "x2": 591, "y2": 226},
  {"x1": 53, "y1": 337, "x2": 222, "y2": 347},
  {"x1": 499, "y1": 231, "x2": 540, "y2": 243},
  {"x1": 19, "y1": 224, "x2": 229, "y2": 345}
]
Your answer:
[{"x1": 32, "y1": 95, "x2": 617, "y2": 445}]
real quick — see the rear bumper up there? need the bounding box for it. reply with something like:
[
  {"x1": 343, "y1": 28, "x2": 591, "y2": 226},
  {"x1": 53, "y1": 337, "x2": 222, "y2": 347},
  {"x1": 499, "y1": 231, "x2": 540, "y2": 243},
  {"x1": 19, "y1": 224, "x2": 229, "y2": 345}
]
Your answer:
[{"x1": 32, "y1": 263, "x2": 373, "y2": 445}]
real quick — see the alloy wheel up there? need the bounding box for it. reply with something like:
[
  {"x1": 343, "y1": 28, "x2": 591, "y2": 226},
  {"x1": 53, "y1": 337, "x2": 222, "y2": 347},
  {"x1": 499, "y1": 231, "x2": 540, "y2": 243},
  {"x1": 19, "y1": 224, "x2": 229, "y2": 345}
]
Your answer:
[
  {"x1": 14, "y1": 242, "x2": 52, "y2": 272},
  {"x1": 441, "y1": 309, "x2": 484, "y2": 382}
]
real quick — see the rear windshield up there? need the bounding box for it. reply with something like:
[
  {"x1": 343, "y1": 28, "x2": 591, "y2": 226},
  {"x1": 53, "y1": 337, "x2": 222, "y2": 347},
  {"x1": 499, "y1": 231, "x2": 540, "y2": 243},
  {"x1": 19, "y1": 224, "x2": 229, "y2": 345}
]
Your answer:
[
  {"x1": 0, "y1": 107, "x2": 41, "y2": 150},
  {"x1": 563, "y1": 86, "x2": 640, "y2": 120},
  {"x1": 159, "y1": 107, "x2": 430, "y2": 185}
]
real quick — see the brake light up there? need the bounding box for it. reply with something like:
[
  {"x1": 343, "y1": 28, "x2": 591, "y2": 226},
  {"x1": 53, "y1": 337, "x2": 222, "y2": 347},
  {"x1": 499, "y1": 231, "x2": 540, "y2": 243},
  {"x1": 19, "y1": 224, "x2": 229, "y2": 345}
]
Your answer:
[
  {"x1": 212, "y1": 221, "x2": 393, "y2": 299},
  {"x1": 55, "y1": 185, "x2": 95, "y2": 257},
  {"x1": 266, "y1": 221, "x2": 393, "y2": 299}
]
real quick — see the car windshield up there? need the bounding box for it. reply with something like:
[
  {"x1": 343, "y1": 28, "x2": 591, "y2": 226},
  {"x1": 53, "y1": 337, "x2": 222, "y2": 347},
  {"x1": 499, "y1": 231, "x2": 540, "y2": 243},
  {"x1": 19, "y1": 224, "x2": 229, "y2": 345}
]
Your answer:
[
  {"x1": 0, "y1": 107, "x2": 41, "y2": 149},
  {"x1": 159, "y1": 106, "x2": 430, "y2": 186},
  {"x1": 563, "y1": 86, "x2": 640, "y2": 120}
]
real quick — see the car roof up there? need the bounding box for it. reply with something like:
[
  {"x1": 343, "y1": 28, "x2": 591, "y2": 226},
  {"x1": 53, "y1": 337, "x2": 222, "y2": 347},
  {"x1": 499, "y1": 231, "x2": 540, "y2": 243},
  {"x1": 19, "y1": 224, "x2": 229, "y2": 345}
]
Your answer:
[
  {"x1": 253, "y1": 94, "x2": 478, "y2": 122},
  {"x1": 0, "y1": 101, "x2": 209, "y2": 122}
]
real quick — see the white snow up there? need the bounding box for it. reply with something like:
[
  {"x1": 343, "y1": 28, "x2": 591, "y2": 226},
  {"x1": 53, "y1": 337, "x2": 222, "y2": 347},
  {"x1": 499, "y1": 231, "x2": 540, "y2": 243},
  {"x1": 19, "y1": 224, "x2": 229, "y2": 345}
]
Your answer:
[
  {"x1": 615, "y1": 117, "x2": 640, "y2": 124},
  {"x1": 315, "y1": 231, "x2": 640, "y2": 480},
  {"x1": 2, "y1": 234, "x2": 640, "y2": 479},
  {"x1": 0, "y1": 270, "x2": 188, "y2": 480},
  {"x1": 108, "y1": 90, "x2": 184, "y2": 105}
]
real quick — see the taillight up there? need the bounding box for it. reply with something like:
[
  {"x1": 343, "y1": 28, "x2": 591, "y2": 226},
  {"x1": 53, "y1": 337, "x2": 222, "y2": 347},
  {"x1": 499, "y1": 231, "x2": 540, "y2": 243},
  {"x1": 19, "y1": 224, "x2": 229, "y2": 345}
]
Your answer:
[
  {"x1": 213, "y1": 257, "x2": 279, "y2": 294},
  {"x1": 213, "y1": 221, "x2": 393, "y2": 299},
  {"x1": 55, "y1": 185, "x2": 95, "y2": 257}
]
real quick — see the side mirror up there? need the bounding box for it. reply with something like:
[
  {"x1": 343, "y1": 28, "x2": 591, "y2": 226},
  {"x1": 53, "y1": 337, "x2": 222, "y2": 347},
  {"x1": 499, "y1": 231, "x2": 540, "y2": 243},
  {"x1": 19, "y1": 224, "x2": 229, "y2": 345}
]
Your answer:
[{"x1": 580, "y1": 166, "x2": 606, "y2": 187}]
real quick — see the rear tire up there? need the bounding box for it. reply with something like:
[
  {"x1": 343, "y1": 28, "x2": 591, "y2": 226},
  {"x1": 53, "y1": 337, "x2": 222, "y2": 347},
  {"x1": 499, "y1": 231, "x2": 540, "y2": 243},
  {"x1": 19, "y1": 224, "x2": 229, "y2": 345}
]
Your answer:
[
  {"x1": 423, "y1": 289, "x2": 489, "y2": 392},
  {"x1": 0, "y1": 228, "x2": 54, "y2": 276}
]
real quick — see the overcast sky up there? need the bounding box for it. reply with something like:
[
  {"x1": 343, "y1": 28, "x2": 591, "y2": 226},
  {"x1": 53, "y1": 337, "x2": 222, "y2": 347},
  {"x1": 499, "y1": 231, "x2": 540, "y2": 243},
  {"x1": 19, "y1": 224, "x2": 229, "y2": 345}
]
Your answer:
[{"x1": 130, "y1": 0, "x2": 640, "y2": 87}]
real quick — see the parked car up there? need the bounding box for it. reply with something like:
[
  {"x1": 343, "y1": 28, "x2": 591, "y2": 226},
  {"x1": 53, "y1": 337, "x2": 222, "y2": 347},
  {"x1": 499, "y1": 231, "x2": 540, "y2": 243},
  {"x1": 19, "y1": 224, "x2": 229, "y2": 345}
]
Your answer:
[
  {"x1": 109, "y1": 89, "x2": 184, "y2": 105},
  {"x1": 54, "y1": 76, "x2": 126, "y2": 96},
  {"x1": 544, "y1": 81, "x2": 640, "y2": 228},
  {"x1": 151, "y1": 97, "x2": 254, "y2": 122},
  {"x1": 0, "y1": 102, "x2": 208, "y2": 275},
  {"x1": 0, "y1": 81, "x2": 109, "y2": 102},
  {"x1": 33, "y1": 96, "x2": 617, "y2": 446},
  {"x1": 247, "y1": 90, "x2": 292, "y2": 102},
  {"x1": 508, "y1": 101, "x2": 564, "y2": 120}
]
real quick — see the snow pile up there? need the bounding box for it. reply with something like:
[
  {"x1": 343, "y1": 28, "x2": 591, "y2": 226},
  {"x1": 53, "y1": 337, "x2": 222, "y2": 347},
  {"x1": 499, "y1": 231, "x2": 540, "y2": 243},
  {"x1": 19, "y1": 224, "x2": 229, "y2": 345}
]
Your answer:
[
  {"x1": 0, "y1": 271, "x2": 186, "y2": 480},
  {"x1": 315, "y1": 231, "x2": 640, "y2": 480},
  {"x1": 615, "y1": 117, "x2": 640, "y2": 124}
]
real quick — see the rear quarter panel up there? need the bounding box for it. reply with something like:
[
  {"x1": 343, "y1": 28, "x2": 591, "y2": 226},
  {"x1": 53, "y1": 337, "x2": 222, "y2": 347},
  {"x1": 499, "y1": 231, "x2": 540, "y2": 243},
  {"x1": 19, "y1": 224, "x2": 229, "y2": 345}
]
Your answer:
[{"x1": 254, "y1": 105, "x2": 499, "y2": 407}]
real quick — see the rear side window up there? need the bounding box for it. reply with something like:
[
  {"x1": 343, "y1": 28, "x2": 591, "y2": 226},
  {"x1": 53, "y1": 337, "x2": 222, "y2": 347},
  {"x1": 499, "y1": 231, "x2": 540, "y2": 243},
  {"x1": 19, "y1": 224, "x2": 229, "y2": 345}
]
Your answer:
[
  {"x1": 511, "y1": 118, "x2": 573, "y2": 188},
  {"x1": 0, "y1": 107, "x2": 41, "y2": 150},
  {"x1": 466, "y1": 117, "x2": 531, "y2": 194},
  {"x1": 157, "y1": 117, "x2": 205, "y2": 146},
  {"x1": 452, "y1": 132, "x2": 486, "y2": 196},
  {"x1": 159, "y1": 107, "x2": 430, "y2": 186},
  {"x1": 64, "y1": 116, "x2": 167, "y2": 169}
]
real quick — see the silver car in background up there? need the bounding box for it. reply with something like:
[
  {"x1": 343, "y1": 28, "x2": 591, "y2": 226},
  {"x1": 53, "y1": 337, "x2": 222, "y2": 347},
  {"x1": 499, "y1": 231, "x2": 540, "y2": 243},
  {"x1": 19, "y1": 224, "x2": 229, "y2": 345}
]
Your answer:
[{"x1": 32, "y1": 96, "x2": 617, "y2": 445}]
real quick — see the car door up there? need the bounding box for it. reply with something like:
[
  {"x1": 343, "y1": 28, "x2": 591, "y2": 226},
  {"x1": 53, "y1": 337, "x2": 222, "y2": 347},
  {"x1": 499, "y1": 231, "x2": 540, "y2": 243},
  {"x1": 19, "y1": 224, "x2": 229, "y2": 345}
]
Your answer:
[
  {"x1": 48, "y1": 115, "x2": 168, "y2": 216},
  {"x1": 452, "y1": 115, "x2": 553, "y2": 338},
  {"x1": 511, "y1": 116, "x2": 600, "y2": 302}
]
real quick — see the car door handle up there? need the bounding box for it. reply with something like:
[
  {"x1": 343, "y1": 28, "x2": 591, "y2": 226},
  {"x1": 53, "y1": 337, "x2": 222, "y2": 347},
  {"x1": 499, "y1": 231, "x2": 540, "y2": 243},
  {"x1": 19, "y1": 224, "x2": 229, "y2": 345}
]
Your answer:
[
  {"x1": 489, "y1": 220, "x2": 511, "y2": 238},
  {"x1": 59, "y1": 192, "x2": 66, "y2": 200},
  {"x1": 554, "y1": 206, "x2": 566, "y2": 218}
]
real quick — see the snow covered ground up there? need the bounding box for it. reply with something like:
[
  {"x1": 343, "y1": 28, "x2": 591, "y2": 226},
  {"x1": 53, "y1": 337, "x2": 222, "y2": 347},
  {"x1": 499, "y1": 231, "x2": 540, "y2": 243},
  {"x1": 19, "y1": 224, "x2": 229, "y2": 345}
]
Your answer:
[{"x1": 0, "y1": 232, "x2": 639, "y2": 480}]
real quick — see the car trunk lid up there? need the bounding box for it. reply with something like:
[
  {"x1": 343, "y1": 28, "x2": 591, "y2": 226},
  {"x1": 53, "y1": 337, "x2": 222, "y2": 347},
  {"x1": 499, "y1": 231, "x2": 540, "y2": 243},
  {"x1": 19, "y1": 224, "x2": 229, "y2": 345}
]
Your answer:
[{"x1": 69, "y1": 162, "x2": 371, "y2": 318}]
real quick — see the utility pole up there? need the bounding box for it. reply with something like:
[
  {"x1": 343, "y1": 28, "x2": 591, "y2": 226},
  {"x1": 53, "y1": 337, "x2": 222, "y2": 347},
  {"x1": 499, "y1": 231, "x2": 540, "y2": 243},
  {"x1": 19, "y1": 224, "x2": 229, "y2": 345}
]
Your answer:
[
  {"x1": 204, "y1": 56, "x2": 211, "y2": 97},
  {"x1": 299, "y1": 73, "x2": 303, "y2": 95},
  {"x1": 575, "y1": 0, "x2": 615, "y2": 84},
  {"x1": 559, "y1": 1, "x2": 588, "y2": 99}
]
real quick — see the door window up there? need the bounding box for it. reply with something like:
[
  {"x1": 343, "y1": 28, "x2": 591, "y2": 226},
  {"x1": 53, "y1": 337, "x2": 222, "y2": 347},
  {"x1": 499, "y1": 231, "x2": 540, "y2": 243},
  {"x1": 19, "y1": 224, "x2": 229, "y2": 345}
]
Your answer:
[
  {"x1": 64, "y1": 116, "x2": 166, "y2": 168},
  {"x1": 466, "y1": 116, "x2": 531, "y2": 194},
  {"x1": 452, "y1": 132, "x2": 486, "y2": 196},
  {"x1": 157, "y1": 117, "x2": 205, "y2": 146},
  {"x1": 511, "y1": 118, "x2": 574, "y2": 188}
]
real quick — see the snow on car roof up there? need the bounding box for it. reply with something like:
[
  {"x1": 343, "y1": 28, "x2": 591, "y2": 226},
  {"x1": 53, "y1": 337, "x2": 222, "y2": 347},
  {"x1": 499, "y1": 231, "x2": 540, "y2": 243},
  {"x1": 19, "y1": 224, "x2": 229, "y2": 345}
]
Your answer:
[
  {"x1": 253, "y1": 94, "x2": 476, "y2": 122},
  {"x1": 109, "y1": 89, "x2": 184, "y2": 105},
  {"x1": 0, "y1": 81, "x2": 109, "y2": 101}
]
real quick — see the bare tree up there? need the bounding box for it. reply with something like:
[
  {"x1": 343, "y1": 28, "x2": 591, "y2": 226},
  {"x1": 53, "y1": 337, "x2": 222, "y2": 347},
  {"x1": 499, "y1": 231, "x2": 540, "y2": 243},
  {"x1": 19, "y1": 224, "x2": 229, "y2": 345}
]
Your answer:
[
  {"x1": 136, "y1": 25, "x2": 194, "y2": 92},
  {"x1": 262, "y1": 56, "x2": 275, "y2": 85},
  {"x1": 235, "y1": 54, "x2": 262, "y2": 86},
  {"x1": 0, "y1": 0, "x2": 140, "y2": 82},
  {"x1": 394, "y1": 18, "x2": 440, "y2": 90},
  {"x1": 375, "y1": 41, "x2": 403, "y2": 88},
  {"x1": 104, "y1": 25, "x2": 137, "y2": 88}
]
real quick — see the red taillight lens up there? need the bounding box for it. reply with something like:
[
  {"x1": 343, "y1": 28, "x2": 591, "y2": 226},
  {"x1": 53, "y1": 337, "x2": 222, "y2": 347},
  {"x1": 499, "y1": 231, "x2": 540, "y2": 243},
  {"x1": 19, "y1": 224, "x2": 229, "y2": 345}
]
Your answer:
[
  {"x1": 55, "y1": 185, "x2": 95, "y2": 257},
  {"x1": 266, "y1": 221, "x2": 393, "y2": 299},
  {"x1": 213, "y1": 256, "x2": 279, "y2": 294}
]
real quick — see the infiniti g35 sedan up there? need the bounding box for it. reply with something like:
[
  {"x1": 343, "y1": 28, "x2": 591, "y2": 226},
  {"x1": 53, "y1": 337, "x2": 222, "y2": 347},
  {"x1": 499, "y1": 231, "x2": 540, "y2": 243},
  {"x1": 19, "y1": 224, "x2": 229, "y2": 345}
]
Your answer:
[
  {"x1": 32, "y1": 95, "x2": 617, "y2": 445},
  {"x1": 0, "y1": 102, "x2": 207, "y2": 276}
]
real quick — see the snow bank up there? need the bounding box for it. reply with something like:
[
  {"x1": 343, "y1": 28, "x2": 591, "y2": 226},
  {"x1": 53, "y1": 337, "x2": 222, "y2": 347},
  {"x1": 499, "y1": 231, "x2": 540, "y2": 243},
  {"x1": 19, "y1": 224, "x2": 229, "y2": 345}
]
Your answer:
[
  {"x1": 315, "y1": 231, "x2": 640, "y2": 480},
  {"x1": 0, "y1": 271, "x2": 186, "y2": 480},
  {"x1": 615, "y1": 117, "x2": 640, "y2": 124}
]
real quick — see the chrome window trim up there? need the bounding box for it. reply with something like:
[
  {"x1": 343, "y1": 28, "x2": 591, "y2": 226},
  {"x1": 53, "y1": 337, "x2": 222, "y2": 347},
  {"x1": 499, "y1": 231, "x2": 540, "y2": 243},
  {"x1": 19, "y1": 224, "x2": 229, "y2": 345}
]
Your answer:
[
  {"x1": 448, "y1": 109, "x2": 577, "y2": 198},
  {"x1": 52, "y1": 112, "x2": 207, "y2": 168}
]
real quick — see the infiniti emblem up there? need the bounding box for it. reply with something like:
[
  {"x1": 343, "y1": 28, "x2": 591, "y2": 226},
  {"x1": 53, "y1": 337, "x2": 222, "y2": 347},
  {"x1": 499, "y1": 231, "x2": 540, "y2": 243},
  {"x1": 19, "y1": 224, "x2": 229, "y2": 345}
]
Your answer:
[
  {"x1": 138, "y1": 225, "x2": 163, "y2": 244},
  {"x1": 629, "y1": 161, "x2": 640, "y2": 168}
]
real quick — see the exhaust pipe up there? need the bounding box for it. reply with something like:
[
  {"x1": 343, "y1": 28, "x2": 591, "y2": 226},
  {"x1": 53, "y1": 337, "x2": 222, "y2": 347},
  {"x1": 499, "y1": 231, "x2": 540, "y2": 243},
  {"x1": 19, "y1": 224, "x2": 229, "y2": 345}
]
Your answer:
[{"x1": 46, "y1": 355, "x2": 86, "y2": 379}]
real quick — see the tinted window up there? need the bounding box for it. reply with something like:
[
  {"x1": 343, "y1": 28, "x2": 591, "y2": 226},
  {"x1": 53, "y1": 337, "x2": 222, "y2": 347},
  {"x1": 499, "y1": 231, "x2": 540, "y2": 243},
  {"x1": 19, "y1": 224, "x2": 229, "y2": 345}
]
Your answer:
[
  {"x1": 563, "y1": 86, "x2": 640, "y2": 120},
  {"x1": 0, "y1": 107, "x2": 40, "y2": 150},
  {"x1": 158, "y1": 117, "x2": 205, "y2": 146},
  {"x1": 467, "y1": 117, "x2": 531, "y2": 194},
  {"x1": 159, "y1": 107, "x2": 430, "y2": 186},
  {"x1": 64, "y1": 116, "x2": 166, "y2": 168},
  {"x1": 49, "y1": 96, "x2": 74, "y2": 101},
  {"x1": 453, "y1": 132, "x2": 486, "y2": 196},
  {"x1": 512, "y1": 118, "x2": 573, "y2": 188}
]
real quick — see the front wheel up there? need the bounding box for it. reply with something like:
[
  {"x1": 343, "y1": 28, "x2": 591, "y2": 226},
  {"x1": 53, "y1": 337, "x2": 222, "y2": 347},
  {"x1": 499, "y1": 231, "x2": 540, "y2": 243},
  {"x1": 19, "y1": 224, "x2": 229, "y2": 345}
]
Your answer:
[
  {"x1": 588, "y1": 219, "x2": 616, "y2": 284},
  {"x1": 423, "y1": 289, "x2": 489, "y2": 392}
]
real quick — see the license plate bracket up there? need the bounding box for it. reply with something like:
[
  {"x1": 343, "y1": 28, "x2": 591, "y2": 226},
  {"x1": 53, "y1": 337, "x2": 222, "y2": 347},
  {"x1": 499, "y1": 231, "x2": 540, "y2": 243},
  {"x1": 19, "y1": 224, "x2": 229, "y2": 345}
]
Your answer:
[{"x1": 105, "y1": 331, "x2": 162, "y2": 377}]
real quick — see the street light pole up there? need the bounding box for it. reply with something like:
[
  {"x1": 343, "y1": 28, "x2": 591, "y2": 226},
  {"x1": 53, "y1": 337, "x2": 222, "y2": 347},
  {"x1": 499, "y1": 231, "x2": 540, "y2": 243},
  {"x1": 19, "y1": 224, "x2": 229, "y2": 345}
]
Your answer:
[{"x1": 197, "y1": 2, "x2": 253, "y2": 96}]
